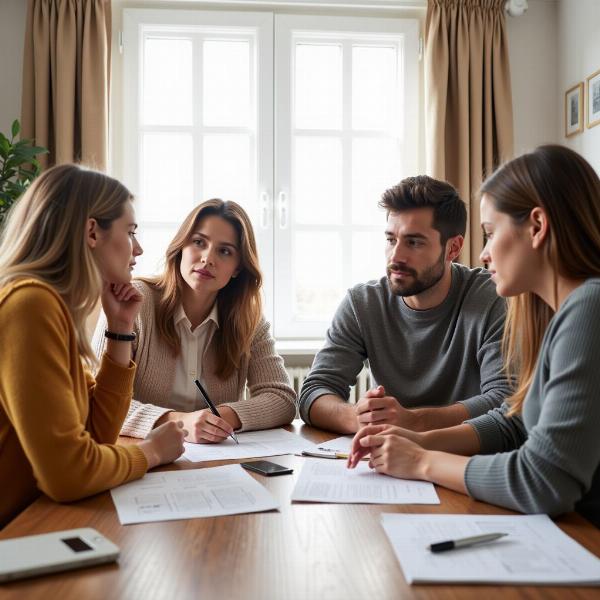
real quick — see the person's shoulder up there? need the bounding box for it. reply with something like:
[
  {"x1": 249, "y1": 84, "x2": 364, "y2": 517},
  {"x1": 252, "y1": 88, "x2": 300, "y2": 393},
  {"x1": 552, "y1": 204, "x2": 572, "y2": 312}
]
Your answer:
[
  {"x1": 253, "y1": 314, "x2": 271, "y2": 338},
  {"x1": 132, "y1": 278, "x2": 158, "y2": 296},
  {"x1": 0, "y1": 278, "x2": 68, "y2": 329},
  {"x1": 348, "y1": 276, "x2": 390, "y2": 303},
  {"x1": 453, "y1": 264, "x2": 499, "y2": 304},
  {"x1": 562, "y1": 279, "x2": 600, "y2": 316},
  {"x1": 0, "y1": 278, "x2": 64, "y2": 312},
  {"x1": 343, "y1": 277, "x2": 394, "y2": 320},
  {"x1": 132, "y1": 278, "x2": 162, "y2": 309}
]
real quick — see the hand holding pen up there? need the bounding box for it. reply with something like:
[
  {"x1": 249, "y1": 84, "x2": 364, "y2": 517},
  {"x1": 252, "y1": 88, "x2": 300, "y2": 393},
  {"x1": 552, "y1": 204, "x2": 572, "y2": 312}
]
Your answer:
[{"x1": 194, "y1": 379, "x2": 239, "y2": 444}]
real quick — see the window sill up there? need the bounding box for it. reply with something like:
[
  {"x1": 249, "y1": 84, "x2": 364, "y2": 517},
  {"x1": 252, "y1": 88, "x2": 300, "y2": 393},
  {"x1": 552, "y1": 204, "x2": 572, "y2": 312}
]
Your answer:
[{"x1": 275, "y1": 339, "x2": 325, "y2": 357}]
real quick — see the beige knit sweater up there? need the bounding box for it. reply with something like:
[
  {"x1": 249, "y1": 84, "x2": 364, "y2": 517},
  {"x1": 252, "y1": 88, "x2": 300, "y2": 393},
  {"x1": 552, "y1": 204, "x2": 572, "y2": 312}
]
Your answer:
[{"x1": 91, "y1": 281, "x2": 297, "y2": 438}]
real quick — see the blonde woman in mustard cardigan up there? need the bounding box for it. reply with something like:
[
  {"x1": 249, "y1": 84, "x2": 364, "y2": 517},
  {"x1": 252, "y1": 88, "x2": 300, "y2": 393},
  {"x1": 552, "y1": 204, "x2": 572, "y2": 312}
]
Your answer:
[
  {"x1": 0, "y1": 164, "x2": 186, "y2": 528},
  {"x1": 93, "y1": 199, "x2": 296, "y2": 444}
]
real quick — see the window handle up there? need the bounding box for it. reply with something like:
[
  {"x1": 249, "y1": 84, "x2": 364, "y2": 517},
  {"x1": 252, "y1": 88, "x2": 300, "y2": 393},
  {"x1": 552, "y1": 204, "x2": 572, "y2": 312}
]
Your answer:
[
  {"x1": 259, "y1": 192, "x2": 270, "y2": 229},
  {"x1": 277, "y1": 191, "x2": 288, "y2": 229}
]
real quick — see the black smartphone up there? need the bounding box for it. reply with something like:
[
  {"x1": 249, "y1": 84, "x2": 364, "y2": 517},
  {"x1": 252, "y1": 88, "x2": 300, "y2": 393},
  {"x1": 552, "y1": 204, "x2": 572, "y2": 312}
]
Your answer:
[{"x1": 241, "y1": 460, "x2": 293, "y2": 476}]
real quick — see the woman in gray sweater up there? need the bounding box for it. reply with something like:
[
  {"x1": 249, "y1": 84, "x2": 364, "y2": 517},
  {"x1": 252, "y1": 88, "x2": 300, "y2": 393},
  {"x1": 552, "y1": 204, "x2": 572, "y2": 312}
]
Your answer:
[{"x1": 348, "y1": 145, "x2": 600, "y2": 526}]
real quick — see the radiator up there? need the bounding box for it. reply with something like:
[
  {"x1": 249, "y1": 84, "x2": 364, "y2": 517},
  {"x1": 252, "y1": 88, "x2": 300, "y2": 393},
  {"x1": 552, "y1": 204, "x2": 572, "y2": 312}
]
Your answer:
[{"x1": 286, "y1": 366, "x2": 372, "y2": 405}]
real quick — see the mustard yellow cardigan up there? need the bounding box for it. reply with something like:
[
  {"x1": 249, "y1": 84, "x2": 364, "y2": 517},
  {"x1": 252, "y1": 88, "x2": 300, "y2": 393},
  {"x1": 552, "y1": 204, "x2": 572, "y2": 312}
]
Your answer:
[{"x1": 0, "y1": 279, "x2": 147, "y2": 527}]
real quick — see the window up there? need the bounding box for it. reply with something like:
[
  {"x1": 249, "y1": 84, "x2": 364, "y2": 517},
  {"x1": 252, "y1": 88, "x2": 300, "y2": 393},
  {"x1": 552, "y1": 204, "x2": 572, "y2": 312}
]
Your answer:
[{"x1": 121, "y1": 9, "x2": 419, "y2": 339}]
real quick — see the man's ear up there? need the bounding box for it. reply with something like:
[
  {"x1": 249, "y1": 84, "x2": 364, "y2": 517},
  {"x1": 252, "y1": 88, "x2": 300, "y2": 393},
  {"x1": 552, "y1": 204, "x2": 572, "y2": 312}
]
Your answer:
[
  {"x1": 446, "y1": 235, "x2": 464, "y2": 262},
  {"x1": 86, "y1": 218, "x2": 99, "y2": 249},
  {"x1": 529, "y1": 207, "x2": 549, "y2": 249}
]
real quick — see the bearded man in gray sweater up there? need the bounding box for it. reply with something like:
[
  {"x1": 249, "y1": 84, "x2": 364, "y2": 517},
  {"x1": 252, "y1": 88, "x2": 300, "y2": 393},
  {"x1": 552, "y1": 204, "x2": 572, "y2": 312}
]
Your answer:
[{"x1": 299, "y1": 176, "x2": 511, "y2": 434}]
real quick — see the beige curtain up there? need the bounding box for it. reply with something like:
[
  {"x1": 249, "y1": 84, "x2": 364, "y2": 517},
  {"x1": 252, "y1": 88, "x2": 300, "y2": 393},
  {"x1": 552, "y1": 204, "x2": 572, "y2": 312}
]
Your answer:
[
  {"x1": 21, "y1": 0, "x2": 112, "y2": 171},
  {"x1": 425, "y1": 0, "x2": 513, "y2": 266}
]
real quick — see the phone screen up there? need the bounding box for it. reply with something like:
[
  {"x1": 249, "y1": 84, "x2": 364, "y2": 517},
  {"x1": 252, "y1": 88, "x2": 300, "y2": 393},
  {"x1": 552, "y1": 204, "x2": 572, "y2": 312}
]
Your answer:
[
  {"x1": 61, "y1": 537, "x2": 93, "y2": 553},
  {"x1": 241, "y1": 460, "x2": 293, "y2": 476}
]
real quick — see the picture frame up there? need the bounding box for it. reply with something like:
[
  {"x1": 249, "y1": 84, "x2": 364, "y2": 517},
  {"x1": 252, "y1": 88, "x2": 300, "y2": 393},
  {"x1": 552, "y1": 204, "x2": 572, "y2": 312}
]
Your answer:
[
  {"x1": 586, "y1": 68, "x2": 600, "y2": 129},
  {"x1": 565, "y1": 82, "x2": 583, "y2": 137}
]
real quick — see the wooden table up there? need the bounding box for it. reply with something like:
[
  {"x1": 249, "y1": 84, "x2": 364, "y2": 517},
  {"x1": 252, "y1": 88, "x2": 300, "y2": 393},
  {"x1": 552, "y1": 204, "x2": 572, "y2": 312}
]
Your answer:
[{"x1": 1, "y1": 422, "x2": 599, "y2": 599}]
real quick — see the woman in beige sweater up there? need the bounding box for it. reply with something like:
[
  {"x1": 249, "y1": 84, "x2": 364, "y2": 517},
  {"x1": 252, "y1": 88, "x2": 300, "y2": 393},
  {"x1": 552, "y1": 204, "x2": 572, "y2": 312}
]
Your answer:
[{"x1": 93, "y1": 199, "x2": 296, "y2": 443}]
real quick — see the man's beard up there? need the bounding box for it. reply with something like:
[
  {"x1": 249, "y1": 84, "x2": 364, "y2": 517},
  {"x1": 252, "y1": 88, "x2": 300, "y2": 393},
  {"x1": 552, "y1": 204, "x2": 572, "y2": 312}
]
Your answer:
[{"x1": 387, "y1": 249, "x2": 446, "y2": 297}]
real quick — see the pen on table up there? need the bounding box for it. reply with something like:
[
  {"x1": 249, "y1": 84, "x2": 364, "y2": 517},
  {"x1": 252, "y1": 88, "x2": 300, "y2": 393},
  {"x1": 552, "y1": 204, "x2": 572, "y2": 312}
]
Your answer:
[
  {"x1": 318, "y1": 447, "x2": 350, "y2": 458},
  {"x1": 428, "y1": 532, "x2": 508, "y2": 553},
  {"x1": 301, "y1": 449, "x2": 350, "y2": 459},
  {"x1": 193, "y1": 379, "x2": 239, "y2": 444}
]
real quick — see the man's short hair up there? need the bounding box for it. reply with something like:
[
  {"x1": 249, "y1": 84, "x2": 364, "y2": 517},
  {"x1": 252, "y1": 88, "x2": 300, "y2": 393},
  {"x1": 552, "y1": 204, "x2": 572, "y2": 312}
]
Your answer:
[{"x1": 379, "y1": 176, "x2": 467, "y2": 244}]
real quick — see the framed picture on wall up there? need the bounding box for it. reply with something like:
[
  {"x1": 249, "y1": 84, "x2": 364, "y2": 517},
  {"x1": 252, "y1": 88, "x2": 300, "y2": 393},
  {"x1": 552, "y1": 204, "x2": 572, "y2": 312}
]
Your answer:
[
  {"x1": 586, "y1": 69, "x2": 600, "y2": 129},
  {"x1": 565, "y1": 82, "x2": 583, "y2": 137}
]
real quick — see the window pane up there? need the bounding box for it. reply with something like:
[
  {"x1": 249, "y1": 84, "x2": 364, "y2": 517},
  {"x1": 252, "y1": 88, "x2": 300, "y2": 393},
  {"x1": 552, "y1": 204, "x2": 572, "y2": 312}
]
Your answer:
[
  {"x1": 295, "y1": 44, "x2": 342, "y2": 130},
  {"x1": 351, "y1": 231, "x2": 385, "y2": 286},
  {"x1": 135, "y1": 227, "x2": 177, "y2": 277},
  {"x1": 203, "y1": 135, "x2": 252, "y2": 206},
  {"x1": 141, "y1": 133, "x2": 194, "y2": 222},
  {"x1": 352, "y1": 138, "x2": 400, "y2": 226},
  {"x1": 203, "y1": 40, "x2": 251, "y2": 127},
  {"x1": 293, "y1": 137, "x2": 342, "y2": 225},
  {"x1": 294, "y1": 231, "x2": 343, "y2": 322},
  {"x1": 352, "y1": 46, "x2": 396, "y2": 131},
  {"x1": 143, "y1": 37, "x2": 192, "y2": 126}
]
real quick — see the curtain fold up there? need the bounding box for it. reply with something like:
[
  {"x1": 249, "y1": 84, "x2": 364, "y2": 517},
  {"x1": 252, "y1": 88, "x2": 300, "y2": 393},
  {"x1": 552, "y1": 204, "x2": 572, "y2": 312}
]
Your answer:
[
  {"x1": 425, "y1": 0, "x2": 513, "y2": 265},
  {"x1": 21, "y1": 0, "x2": 112, "y2": 171}
]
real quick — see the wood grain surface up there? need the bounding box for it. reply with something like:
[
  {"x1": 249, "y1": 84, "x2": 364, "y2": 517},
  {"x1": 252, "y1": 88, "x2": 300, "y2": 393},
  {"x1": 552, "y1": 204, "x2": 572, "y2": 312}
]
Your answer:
[{"x1": 1, "y1": 422, "x2": 598, "y2": 599}]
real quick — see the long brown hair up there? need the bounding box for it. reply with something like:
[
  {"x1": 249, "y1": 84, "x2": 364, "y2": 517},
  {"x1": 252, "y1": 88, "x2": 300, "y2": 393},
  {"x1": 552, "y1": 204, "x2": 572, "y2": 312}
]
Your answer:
[
  {"x1": 481, "y1": 145, "x2": 600, "y2": 414},
  {"x1": 139, "y1": 199, "x2": 263, "y2": 379},
  {"x1": 0, "y1": 164, "x2": 133, "y2": 365}
]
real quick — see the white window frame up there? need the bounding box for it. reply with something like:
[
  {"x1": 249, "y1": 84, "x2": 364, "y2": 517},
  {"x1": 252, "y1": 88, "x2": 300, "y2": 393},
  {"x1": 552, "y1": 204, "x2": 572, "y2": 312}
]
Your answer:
[
  {"x1": 274, "y1": 14, "x2": 419, "y2": 338},
  {"x1": 122, "y1": 8, "x2": 275, "y2": 320},
  {"x1": 120, "y1": 8, "x2": 419, "y2": 340}
]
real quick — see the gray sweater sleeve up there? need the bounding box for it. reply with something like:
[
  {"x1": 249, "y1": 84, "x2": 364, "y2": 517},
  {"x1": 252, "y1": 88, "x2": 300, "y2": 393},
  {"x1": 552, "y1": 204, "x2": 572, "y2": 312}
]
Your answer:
[
  {"x1": 458, "y1": 297, "x2": 511, "y2": 417},
  {"x1": 465, "y1": 402, "x2": 528, "y2": 454},
  {"x1": 464, "y1": 285, "x2": 600, "y2": 517},
  {"x1": 298, "y1": 293, "x2": 366, "y2": 424}
]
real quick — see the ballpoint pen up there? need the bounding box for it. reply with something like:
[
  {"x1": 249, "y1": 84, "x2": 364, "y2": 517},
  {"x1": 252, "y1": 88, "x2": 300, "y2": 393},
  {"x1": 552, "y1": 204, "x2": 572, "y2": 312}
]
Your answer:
[
  {"x1": 193, "y1": 379, "x2": 239, "y2": 444},
  {"x1": 428, "y1": 532, "x2": 508, "y2": 553}
]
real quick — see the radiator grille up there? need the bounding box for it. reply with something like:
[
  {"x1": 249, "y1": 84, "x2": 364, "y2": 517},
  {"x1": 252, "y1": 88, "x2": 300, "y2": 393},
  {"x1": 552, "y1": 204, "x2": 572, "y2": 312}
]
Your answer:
[{"x1": 286, "y1": 366, "x2": 372, "y2": 405}]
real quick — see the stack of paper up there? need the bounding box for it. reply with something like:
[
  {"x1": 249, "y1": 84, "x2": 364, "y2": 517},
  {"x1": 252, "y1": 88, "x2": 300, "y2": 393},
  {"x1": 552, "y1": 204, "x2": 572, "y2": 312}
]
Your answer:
[
  {"x1": 291, "y1": 458, "x2": 440, "y2": 504},
  {"x1": 110, "y1": 465, "x2": 279, "y2": 524},
  {"x1": 381, "y1": 513, "x2": 600, "y2": 585}
]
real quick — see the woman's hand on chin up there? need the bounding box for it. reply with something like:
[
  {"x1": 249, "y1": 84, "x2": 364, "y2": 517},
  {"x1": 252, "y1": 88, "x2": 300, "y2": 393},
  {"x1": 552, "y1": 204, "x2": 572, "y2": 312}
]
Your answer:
[{"x1": 101, "y1": 281, "x2": 143, "y2": 332}]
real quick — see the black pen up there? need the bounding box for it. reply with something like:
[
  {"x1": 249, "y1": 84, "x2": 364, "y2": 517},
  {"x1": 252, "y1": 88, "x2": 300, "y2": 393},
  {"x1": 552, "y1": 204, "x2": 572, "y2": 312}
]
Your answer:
[
  {"x1": 193, "y1": 379, "x2": 239, "y2": 444},
  {"x1": 428, "y1": 532, "x2": 508, "y2": 553}
]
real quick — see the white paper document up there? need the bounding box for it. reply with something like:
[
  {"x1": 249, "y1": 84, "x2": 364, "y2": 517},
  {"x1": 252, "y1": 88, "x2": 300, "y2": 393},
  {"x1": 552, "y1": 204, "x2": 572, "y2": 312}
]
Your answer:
[
  {"x1": 381, "y1": 513, "x2": 600, "y2": 585},
  {"x1": 291, "y1": 458, "x2": 440, "y2": 504},
  {"x1": 180, "y1": 428, "x2": 315, "y2": 463},
  {"x1": 301, "y1": 436, "x2": 355, "y2": 458},
  {"x1": 315, "y1": 436, "x2": 353, "y2": 453},
  {"x1": 110, "y1": 465, "x2": 279, "y2": 524}
]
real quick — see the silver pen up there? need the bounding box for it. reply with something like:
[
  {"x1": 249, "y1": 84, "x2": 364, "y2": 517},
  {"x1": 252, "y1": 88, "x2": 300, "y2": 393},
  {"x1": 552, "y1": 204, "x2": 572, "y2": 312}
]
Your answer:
[{"x1": 428, "y1": 532, "x2": 508, "y2": 553}]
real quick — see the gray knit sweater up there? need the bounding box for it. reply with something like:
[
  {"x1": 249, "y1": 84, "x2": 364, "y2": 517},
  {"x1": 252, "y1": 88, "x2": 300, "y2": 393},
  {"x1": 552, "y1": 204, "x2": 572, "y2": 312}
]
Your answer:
[
  {"x1": 92, "y1": 281, "x2": 296, "y2": 437},
  {"x1": 299, "y1": 263, "x2": 510, "y2": 424},
  {"x1": 465, "y1": 279, "x2": 600, "y2": 527}
]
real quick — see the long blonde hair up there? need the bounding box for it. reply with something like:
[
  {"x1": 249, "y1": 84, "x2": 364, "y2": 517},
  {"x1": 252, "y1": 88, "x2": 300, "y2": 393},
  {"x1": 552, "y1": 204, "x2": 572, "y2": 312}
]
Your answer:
[
  {"x1": 480, "y1": 145, "x2": 600, "y2": 415},
  {"x1": 139, "y1": 199, "x2": 263, "y2": 379},
  {"x1": 0, "y1": 164, "x2": 133, "y2": 365}
]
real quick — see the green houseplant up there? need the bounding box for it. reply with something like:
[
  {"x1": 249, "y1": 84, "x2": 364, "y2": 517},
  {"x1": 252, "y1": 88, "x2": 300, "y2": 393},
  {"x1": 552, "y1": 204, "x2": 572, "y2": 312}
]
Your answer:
[{"x1": 0, "y1": 119, "x2": 48, "y2": 227}]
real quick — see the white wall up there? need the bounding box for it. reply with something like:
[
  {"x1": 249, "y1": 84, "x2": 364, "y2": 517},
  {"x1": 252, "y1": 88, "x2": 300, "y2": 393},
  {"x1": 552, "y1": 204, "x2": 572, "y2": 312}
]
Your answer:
[
  {"x1": 558, "y1": 0, "x2": 600, "y2": 174},
  {"x1": 0, "y1": 0, "x2": 27, "y2": 135},
  {"x1": 507, "y1": 0, "x2": 560, "y2": 154}
]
